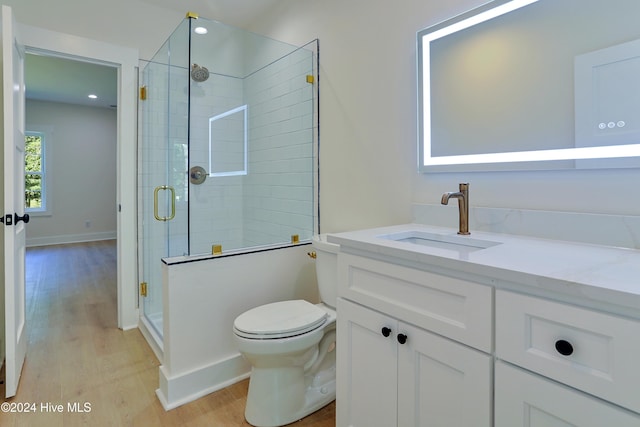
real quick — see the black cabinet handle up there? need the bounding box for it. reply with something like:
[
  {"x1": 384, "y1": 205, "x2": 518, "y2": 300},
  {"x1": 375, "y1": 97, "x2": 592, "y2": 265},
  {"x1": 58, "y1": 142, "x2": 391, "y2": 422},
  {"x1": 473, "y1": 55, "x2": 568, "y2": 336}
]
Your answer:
[
  {"x1": 555, "y1": 339, "x2": 574, "y2": 356},
  {"x1": 381, "y1": 327, "x2": 392, "y2": 337},
  {"x1": 15, "y1": 213, "x2": 30, "y2": 224},
  {"x1": 397, "y1": 333, "x2": 408, "y2": 345}
]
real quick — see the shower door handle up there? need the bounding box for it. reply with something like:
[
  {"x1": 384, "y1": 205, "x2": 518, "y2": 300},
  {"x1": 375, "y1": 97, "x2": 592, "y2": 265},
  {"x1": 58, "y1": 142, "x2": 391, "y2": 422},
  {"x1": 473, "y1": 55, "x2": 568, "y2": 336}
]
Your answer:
[{"x1": 153, "y1": 185, "x2": 176, "y2": 221}]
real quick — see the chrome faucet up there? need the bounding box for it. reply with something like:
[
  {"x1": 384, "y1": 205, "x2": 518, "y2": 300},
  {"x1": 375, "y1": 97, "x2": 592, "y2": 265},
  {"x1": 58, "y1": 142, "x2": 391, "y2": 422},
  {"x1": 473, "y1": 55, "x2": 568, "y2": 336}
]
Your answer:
[{"x1": 441, "y1": 183, "x2": 470, "y2": 235}]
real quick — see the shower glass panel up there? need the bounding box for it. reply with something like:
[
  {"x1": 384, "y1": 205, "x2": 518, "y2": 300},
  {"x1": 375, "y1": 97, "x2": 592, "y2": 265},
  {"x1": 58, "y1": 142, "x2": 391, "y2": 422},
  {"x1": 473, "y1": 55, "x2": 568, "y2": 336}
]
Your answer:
[
  {"x1": 138, "y1": 15, "x2": 319, "y2": 346},
  {"x1": 138, "y1": 19, "x2": 191, "y2": 342}
]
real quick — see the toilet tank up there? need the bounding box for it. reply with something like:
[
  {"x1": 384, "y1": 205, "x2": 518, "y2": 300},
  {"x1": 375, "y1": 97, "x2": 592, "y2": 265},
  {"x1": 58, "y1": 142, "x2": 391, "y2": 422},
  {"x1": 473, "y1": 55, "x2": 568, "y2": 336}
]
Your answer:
[{"x1": 312, "y1": 234, "x2": 339, "y2": 309}]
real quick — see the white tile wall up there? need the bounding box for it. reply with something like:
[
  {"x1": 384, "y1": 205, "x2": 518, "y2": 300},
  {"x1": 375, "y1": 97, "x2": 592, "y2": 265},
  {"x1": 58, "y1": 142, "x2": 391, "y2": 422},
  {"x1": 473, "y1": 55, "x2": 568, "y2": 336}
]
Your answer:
[
  {"x1": 242, "y1": 48, "x2": 315, "y2": 248},
  {"x1": 188, "y1": 74, "x2": 245, "y2": 254}
]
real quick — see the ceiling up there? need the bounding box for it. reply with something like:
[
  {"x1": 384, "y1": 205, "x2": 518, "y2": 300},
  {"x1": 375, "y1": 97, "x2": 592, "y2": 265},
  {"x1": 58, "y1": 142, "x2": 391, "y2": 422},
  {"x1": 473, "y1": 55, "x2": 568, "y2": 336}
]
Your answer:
[
  {"x1": 138, "y1": 0, "x2": 282, "y2": 27},
  {"x1": 25, "y1": 54, "x2": 118, "y2": 109},
  {"x1": 24, "y1": 0, "x2": 282, "y2": 110}
]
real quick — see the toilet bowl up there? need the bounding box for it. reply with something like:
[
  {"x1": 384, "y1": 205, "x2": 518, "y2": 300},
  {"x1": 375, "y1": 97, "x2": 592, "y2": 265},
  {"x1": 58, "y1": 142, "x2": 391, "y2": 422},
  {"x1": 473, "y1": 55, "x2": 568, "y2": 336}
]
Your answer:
[{"x1": 233, "y1": 235, "x2": 339, "y2": 427}]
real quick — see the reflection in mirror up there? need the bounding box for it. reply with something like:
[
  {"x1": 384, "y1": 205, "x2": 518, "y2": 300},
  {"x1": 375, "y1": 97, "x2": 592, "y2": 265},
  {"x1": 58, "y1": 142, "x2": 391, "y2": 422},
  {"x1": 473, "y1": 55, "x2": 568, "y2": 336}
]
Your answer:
[{"x1": 418, "y1": 0, "x2": 640, "y2": 171}]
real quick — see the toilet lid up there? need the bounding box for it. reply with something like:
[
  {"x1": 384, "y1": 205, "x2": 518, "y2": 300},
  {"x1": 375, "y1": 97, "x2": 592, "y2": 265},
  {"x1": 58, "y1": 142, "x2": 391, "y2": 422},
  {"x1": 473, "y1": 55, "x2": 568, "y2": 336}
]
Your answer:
[{"x1": 234, "y1": 300, "x2": 328, "y2": 338}]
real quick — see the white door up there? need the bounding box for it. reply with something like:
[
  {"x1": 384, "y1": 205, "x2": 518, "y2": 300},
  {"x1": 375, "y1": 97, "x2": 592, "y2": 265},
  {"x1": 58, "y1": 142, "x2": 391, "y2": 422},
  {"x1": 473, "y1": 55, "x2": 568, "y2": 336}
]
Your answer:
[{"x1": 1, "y1": 4, "x2": 27, "y2": 398}]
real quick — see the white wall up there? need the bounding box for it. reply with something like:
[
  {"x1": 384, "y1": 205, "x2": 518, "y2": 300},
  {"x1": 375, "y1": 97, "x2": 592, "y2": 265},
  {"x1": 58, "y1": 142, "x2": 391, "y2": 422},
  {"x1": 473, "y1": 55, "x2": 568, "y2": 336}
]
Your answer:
[
  {"x1": 25, "y1": 100, "x2": 117, "y2": 246},
  {"x1": 248, "y1": 0, "x2": 640, "y2": 233}
]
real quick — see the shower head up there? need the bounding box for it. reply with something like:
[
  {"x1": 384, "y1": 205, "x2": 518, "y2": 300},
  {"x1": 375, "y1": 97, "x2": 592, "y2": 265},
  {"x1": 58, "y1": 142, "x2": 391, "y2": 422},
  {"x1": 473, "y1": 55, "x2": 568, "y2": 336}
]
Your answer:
[{"x1": 191, "y1": 64, "x2": 209, "y2": 82}]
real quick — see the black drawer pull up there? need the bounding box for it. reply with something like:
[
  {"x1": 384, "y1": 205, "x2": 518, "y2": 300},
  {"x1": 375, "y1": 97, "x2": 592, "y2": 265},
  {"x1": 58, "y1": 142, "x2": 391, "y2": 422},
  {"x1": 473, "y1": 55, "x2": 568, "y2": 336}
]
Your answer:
[
  {"x1": 381, "y1": 327, "x2": 392, "y2": 337},
  {"x1": 555, "y1": 339, "x2": 574, "y2": 356},
  {"x1": 397, "y1": 333, "x2": 408, "y2": 345}
]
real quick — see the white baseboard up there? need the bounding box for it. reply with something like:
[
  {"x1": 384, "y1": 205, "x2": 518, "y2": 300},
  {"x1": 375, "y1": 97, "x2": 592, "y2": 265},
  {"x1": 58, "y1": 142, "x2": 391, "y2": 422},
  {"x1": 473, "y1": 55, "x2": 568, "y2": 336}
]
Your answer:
[
  {"x1": 156, "y1": 353, "x2": 250, "y2": 411},
  {"x1": 26, "y1": 231, "x2": 117, "y2": 247}
]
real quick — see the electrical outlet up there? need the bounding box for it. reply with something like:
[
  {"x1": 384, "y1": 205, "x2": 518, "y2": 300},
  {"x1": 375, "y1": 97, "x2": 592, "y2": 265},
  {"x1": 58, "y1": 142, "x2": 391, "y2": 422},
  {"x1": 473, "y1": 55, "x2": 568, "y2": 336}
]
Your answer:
[{"x1": 85, "y1": 220, "x2": 91, "y2": 228}]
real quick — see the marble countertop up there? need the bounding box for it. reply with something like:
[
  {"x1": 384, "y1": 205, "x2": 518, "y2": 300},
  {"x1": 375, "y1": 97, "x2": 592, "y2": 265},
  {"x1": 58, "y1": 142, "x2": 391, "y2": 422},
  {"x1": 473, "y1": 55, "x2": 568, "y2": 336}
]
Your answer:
[{"x1": 328, "y1": 224, "x2": 640, "y2": 317}]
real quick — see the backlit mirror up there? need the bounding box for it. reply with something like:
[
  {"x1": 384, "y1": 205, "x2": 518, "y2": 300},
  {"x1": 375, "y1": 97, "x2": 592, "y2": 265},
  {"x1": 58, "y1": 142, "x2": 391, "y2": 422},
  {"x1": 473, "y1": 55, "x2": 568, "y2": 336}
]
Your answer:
[{"x1": 418, "y1": 0, "x2": 640, "y2": 172}]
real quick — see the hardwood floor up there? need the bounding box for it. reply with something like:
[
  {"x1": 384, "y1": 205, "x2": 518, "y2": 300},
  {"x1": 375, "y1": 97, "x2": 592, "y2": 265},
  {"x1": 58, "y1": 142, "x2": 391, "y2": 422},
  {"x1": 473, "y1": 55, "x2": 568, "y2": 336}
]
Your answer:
[{"x1": 1, "y1": 241, "x2": 335, "y2": 427}]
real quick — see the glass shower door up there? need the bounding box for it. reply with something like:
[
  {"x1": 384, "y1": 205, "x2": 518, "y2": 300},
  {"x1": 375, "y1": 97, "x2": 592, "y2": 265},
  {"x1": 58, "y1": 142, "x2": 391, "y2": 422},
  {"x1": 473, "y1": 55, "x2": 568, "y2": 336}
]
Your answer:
[{"x1": 138, "y1": 28, "x2": 189, "y2": 343}]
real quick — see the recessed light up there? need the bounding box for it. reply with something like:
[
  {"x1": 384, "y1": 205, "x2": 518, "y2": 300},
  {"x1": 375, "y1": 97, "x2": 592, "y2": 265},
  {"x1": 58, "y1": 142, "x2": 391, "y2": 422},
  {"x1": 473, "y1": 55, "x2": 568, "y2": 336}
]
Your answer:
[
  {"x1": 194, "y1": 27, "x2": 208, "y2": 35},
  {"x1": 88, "y1": 94, "x2": 98, "y2": 99}
]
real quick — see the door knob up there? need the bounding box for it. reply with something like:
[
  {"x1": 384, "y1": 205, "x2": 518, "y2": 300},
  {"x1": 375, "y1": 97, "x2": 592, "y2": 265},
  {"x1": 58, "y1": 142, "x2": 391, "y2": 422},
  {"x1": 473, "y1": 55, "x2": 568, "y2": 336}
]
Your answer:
[{"x1": 14, "y1": 213, "x2": 30, "y2": 224}]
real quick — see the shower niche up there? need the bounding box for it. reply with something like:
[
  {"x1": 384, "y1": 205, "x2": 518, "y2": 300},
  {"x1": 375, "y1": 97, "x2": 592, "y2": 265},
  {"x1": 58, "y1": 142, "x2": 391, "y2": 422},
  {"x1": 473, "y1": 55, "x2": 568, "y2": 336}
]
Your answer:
[{"x1": 137, "y1": 14, "x2": 319, "y2": 348}]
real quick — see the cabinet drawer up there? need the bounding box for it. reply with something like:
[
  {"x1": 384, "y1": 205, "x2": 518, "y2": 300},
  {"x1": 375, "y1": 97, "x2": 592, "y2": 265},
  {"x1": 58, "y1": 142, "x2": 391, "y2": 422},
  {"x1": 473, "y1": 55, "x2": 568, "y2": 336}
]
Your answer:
[
  {"x1": 496, "y1": 290, "x2": 640, "y2": 413},
  {"x1": 496, "y1": 361, "x2": 640, "y2": 426},
  {"x1": 338, "y1": 253, "x2": 492, "y2": 352}
]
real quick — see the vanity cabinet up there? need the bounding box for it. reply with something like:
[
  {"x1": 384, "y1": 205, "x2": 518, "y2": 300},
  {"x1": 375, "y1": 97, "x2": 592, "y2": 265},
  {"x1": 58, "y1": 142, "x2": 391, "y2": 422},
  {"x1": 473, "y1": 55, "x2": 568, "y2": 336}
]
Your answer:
[
  {"x1": 335, "y1": 247, "x2": 640, "y2": 426},
  {"x1": 336, "y1": 253, "x2": 493, "y2": 427},
  {"x1": 331, "y1": 223, "x2": 640, "y2": 426},
  {"x1": 495, "y1": 290, "x2": 640, "y2": 425}
]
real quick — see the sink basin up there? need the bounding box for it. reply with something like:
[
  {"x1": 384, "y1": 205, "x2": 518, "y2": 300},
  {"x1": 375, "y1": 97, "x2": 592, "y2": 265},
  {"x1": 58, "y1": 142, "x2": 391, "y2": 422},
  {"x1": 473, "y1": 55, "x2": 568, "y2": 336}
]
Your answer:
[{"x1": 378, "y1": 230, "x2": 501, "y2": 253}]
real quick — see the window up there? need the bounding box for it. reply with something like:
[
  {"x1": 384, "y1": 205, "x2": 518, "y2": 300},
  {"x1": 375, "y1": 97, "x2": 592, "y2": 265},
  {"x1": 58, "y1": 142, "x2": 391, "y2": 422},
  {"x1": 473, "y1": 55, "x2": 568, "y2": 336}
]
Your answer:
[{"x1": 25, "y1": 132, "x2": 46, "y2": 212}]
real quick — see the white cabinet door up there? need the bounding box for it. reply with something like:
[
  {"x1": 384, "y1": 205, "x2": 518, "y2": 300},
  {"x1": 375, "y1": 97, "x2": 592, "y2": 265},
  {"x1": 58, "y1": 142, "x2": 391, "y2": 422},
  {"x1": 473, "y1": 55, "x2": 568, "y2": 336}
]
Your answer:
[
  {"x1": 398, "y1": 322, "x2": 492, "y2": 427},
  {"x1": 337, "y1": 298, "x2": 398, "y2": 427},
  {"x1": 338, "y1": 298, "x2": 493, "y2": 427},
  {"x1": 495, "y1": 361, "x2": 640, "y2": 427}
]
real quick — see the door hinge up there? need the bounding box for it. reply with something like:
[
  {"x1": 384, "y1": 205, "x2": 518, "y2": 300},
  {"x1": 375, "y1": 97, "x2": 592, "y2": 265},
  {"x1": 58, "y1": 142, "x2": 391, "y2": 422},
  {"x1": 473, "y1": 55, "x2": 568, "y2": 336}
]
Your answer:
[
  {"x1": 140, "y1": 282, "x2": 148, "y2": 297},
  {"x1": 139, "y1": 86, "x2": 147, "y2": 101}
]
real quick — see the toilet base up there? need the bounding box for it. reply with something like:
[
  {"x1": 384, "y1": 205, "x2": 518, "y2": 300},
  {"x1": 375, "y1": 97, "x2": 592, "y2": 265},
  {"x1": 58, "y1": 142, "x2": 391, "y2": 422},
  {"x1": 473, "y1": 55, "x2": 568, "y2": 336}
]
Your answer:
[{"x1": 244, "y1": 365, "x2": 336, "y2": 427}]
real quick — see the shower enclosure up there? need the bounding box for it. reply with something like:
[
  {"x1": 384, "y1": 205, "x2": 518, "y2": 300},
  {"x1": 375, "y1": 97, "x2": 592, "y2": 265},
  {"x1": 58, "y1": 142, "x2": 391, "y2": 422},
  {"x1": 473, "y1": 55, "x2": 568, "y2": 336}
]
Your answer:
[{"x1": 137, "y1": 14, "x2": 319, "y2": 348}]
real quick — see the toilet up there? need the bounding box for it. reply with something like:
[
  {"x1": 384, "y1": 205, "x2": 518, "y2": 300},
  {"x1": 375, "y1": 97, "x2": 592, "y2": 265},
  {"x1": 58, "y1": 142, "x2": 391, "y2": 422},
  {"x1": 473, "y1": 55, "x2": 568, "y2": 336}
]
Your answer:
[{"x1": 233, "y1": 234, "x2": 339, "y2": 427}]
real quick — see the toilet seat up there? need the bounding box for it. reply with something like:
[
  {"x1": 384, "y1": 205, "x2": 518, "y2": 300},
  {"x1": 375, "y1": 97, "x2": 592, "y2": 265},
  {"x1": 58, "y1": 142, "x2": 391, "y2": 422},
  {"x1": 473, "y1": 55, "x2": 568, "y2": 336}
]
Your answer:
[{"x1": 234, "y1": 300, "x2": 328, "y2": 339}]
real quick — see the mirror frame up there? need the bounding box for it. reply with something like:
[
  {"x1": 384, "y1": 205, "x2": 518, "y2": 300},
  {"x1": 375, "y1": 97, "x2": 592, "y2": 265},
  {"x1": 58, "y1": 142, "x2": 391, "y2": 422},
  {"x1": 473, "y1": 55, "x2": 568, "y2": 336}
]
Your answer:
[{"x1": 417, "y1": 0, "x2": 640, "y2": 172}]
